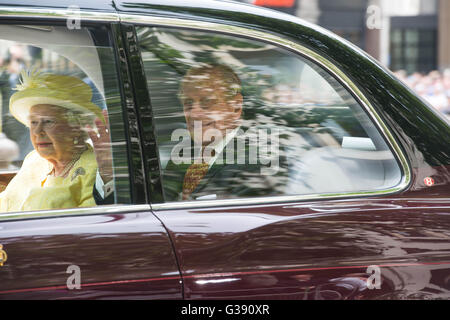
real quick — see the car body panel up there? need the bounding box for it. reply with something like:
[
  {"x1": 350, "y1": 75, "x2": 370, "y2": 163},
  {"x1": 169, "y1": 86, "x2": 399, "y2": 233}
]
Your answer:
[
  {"x1": 153, "y1": 197, "x2": 450, "y2": 299},
  {"x1": 0, "y1": 208, "x2": 182, "y2": 299}
]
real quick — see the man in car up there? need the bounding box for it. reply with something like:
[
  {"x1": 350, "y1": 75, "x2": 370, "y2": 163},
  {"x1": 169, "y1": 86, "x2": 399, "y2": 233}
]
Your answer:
[{"x1": 163, "y1": 64, "x2": 284, "y2": 202}]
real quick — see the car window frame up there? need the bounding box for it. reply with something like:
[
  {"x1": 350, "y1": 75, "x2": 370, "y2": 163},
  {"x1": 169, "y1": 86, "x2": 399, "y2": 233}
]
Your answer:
[
  {"x1": 126, "y1": 14, "x2": 411, "y2": 210},
  {"x1": 0, "y1": 8, "x2": 148, "y2": 221}
]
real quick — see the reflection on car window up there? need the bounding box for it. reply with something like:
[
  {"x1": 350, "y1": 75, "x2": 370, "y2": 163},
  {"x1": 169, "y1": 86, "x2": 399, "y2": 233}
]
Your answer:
[
  {"x1": 0, "y1": 25, "x2": 131, "y2": 213},
  {"x1": 137, "y1": 27, "x2": 402, "y2": 202}
]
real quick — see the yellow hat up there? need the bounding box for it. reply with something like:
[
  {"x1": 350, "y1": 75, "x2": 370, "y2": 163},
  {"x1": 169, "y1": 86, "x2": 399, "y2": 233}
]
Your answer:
[{"x1": 9, "y1": 69, "x2": 105, "y2": 127}]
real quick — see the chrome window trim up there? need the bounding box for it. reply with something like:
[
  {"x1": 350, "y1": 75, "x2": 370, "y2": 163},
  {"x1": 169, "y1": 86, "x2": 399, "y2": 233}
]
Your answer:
[
  {"x1": 124, "y1": 14, "x2": 411, "y2": 211},
  {"x1": 0, "y1": 204, "x2": 151, "y2": 221},
  {"x1": 0, "y1": 7, "x2": 118, "y2": 22}
]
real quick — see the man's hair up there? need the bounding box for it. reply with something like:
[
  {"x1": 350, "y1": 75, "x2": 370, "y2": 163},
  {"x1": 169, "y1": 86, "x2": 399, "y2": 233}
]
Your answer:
[{"x1": 179, "y1": 64, "x2": 242, "y2": 100}]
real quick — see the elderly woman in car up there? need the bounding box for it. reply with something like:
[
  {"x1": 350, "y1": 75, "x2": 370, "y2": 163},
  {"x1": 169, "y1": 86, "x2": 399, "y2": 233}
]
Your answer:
[{"x1": 0, "y1": 70, "x2": 113, "y2": 212}]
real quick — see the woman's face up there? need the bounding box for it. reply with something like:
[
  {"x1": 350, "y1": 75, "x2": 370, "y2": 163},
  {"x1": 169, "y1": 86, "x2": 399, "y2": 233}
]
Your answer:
[{"x1": 29, "y1": 104, "x2": 79, "y2": 164}]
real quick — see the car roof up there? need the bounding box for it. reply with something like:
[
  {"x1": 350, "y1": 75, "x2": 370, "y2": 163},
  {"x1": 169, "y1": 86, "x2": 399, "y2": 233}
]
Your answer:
[
  {"x1": 0, "y1": 0, "x2": 348, "y2": 47},
  {"x1": 113, "y1": 0, "x2": 334, "y2": 34},
  {"x1": 0, "y1": 0, "x2": 288, "y2": 15},
  {"x1": 114, "y1": 0, "x2": 299, "y2": 21},
  {"x1": 0, "y1": 0, "x2": 115, "y2": 11},
  {"x1": 0, "y1": 0, "x2": 316, "y2": 30}
]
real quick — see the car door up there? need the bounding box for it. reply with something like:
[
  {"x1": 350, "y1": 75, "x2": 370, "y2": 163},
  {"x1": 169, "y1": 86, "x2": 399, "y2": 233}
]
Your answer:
[
  {"x1": 130, "y1": 17, "x2": 450, "y2": 300},
  {"x1": 0, "y1": 9, "x2": 182, "y2": 299}
]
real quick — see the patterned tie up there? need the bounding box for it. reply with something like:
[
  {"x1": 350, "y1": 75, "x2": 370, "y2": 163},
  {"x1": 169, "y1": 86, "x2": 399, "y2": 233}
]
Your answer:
[{"x1": 182, "y1": 162, "x2": 209, "y2": 200}]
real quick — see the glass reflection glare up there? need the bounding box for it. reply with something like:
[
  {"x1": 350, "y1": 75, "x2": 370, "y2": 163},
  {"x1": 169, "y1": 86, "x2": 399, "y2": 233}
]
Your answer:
[{"x1": 195, "y1": 277, "x2": 240, "y2": 285}]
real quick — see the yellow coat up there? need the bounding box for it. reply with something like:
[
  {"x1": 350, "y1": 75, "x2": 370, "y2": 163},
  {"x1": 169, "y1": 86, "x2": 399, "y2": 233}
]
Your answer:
[{"x1": 0, "y1": 145, "x2": 97, "y2": 212}]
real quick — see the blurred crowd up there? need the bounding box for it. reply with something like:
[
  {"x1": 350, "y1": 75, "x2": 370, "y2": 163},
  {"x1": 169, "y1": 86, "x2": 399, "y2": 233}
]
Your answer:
[
  {"x1": 0, "y1": 43, "x2": 27, "y2": 87},
  {"x1": 394, "y1": 69, "x2": 450, "y2": 117},
  {"x1": 0, "y1": 44, "x2": 29, "y2": 168}
]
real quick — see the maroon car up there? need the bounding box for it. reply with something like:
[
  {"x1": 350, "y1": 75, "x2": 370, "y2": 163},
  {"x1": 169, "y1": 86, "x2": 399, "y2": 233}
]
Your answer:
[{"x1": 0, "y1": 0, "x2": 449, "y2": 300}]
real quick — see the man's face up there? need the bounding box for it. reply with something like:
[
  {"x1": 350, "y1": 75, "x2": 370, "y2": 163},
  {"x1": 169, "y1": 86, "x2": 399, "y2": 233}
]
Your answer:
[{"x1": 181, "y1": 72, "x2": 242, "y2": 146}]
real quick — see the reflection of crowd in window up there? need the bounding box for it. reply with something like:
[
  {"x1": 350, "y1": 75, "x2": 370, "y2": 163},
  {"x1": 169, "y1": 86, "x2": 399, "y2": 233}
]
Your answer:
[
  {"x1": 0, "y1": 44, "x2": 29, "y2": 169},
  {"x1": 394, "y1": 69, "x2": 450, "y2": 117},
  {"x1": 261, "y1": 83, "x2": 340, "y2": 105}
]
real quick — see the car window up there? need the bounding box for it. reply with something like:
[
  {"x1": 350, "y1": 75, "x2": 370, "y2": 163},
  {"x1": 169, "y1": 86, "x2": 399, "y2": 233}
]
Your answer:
[
  {"x1": 136, "y1": 27, "x2": 402, "y2": 202},
  {"x1": 0, "y1": 24, "x2": 131, "y2": 213}
]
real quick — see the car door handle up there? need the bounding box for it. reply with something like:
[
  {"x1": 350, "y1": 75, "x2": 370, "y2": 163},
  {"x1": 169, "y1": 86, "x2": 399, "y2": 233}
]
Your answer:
[{"x1": 0, "y1": 244, "x2": 7, "y2": 266}]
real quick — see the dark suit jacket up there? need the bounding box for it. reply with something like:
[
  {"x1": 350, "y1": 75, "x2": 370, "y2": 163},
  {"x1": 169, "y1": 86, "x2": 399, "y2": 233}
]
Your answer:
[{"x1": 162, "y1": 137, "x2": 287, "y2": 202}]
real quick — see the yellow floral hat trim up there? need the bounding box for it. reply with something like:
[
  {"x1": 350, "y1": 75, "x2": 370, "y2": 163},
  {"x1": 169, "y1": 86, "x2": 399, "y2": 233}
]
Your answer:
[{"x1": 10, "y1": 69, "x2": 105, "y2": 127}]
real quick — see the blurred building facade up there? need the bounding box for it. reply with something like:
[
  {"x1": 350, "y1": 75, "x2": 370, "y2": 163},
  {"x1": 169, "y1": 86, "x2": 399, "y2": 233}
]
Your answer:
[{"x1": 242, "y1": 0, "x2": 450, "y2": 74}]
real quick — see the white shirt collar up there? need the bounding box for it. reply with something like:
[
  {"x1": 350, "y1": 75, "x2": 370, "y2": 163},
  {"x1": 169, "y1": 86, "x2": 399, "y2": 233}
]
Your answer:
[{"x1": 205, "y1": 127, "x2": 240, "y2": 168}]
